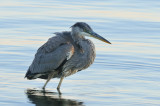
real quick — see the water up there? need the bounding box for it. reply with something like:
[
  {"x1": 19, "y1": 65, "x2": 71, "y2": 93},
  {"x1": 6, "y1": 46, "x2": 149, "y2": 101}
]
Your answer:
[{"x1": 0, "y1": 0, "x2": 160, "y2": 105}]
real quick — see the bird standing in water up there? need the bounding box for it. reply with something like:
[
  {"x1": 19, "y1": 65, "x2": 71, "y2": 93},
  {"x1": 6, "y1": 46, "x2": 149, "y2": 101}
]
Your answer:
[{"x1": 25, "y1": 22, "x2": 111, "y2": 91}]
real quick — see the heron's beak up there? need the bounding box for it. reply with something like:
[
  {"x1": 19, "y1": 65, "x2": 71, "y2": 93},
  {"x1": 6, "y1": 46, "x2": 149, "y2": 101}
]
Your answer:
[{"x1": 89, "y1": 31, "x2": 111, "y2": 44}]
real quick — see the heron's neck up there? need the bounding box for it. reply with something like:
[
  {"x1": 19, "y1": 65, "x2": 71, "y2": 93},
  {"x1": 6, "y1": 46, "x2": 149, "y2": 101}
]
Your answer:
[{"x1": 71, "y1": 32, "x2": 85, "y2": 42}]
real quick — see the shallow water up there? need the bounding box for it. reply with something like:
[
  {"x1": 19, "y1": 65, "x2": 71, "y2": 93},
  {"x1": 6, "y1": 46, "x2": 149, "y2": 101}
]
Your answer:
[{"x1": 0, "y1": 0, "x2": 160, "y2": 106}]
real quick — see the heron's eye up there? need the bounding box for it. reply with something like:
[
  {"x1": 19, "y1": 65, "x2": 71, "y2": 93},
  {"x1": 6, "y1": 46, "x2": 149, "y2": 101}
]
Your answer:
[{"x1": 84, "y1": 28, "x2": 89, "y2": 33}]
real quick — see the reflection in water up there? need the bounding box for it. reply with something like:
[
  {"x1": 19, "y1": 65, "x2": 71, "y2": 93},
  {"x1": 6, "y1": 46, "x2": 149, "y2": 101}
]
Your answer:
[{"x1": 25, "y1": 89, "x2": 84, "y2": 106}]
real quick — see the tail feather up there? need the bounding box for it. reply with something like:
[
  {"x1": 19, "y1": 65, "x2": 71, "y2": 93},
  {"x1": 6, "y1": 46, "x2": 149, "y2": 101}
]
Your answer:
[{"x1": 25, "y1": 69, "x2": 36, "y2": 80}]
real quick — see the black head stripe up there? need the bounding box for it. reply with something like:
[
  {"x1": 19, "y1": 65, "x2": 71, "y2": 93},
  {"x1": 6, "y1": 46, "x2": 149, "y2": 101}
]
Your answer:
[{"x1": 71, "y1": 22, "x2": 92, "y2": 30}]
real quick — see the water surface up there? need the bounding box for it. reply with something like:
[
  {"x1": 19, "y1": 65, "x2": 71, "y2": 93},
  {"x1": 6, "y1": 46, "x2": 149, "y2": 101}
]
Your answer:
[{"x1": 0, "y1": 0, "x2": 160, "y2": 106}]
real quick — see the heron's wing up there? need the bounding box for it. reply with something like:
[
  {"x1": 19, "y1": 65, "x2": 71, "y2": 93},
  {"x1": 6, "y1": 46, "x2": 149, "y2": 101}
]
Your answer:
[{"x1": 25, "y1": 33, "x2": 74, "y2": 79}]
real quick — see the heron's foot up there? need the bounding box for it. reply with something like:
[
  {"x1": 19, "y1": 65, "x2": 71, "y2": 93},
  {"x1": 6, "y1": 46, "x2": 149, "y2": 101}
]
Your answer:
[
  {"x1": 42, "y1": 86, "x2": 46, "y2": 90},
  {"x1": 57, "y1": 87, "x2": 62, "y2": 95}
]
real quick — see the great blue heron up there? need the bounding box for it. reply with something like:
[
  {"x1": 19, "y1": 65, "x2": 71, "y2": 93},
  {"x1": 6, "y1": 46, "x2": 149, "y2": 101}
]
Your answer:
[{"x1": 25, "y1": 22, "x2": 111, "y2": 91}]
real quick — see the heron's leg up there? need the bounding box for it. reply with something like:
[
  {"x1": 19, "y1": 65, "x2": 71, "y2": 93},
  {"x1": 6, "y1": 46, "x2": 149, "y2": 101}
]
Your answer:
[
  {"x1": 42, "y1": 71, "x2": 55, "y2": 89},
  {"x1": 42, "y1": 77, "x2": 51, "y2": 90},
  {"x1": 57, "y1": 77, "x2": 64, "y2": 90}
]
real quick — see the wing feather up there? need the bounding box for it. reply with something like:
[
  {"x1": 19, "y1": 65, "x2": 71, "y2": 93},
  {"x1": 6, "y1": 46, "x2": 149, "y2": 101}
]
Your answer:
[{"x1": 25, "y1": 33, "x2": 74, "y2": 79}]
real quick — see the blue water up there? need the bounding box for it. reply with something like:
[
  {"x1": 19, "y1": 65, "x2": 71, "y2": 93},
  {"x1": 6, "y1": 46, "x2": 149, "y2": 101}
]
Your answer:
[{"x1": 0, "y1": 0, "x2": 160, "y2": 106}]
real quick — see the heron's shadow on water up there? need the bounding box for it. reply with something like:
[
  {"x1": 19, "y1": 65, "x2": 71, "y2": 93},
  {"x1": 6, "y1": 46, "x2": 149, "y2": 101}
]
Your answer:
[{"x1": 25, "y1": 88, "x2": 84, "y2": 106}]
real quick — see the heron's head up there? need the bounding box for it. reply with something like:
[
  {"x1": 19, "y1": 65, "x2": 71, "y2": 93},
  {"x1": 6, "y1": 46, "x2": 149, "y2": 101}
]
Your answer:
[{"x1": 71, "y1": 22, "x2": 111, "y2": 44}]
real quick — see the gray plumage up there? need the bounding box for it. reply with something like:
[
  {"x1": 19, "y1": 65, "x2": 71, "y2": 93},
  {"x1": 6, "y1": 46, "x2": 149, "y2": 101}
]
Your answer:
[{"x1": 25, "y1": 22, "x2": 111, "y2": 90}]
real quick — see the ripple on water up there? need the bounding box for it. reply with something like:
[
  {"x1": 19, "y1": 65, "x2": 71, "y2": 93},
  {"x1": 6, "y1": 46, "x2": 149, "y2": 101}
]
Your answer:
[{"x1": 0, "y1": 0, "x2": 160, "y2": 105}]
